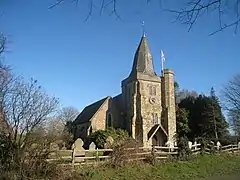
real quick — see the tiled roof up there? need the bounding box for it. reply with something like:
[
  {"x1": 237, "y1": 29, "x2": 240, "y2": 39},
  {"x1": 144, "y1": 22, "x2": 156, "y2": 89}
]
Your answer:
[
  {"x1": 129, "y1": 36, "x2": 156, "y2": 77},
  {"x1": 74, "y1": 96, "x2": 109, "y2": 124}
]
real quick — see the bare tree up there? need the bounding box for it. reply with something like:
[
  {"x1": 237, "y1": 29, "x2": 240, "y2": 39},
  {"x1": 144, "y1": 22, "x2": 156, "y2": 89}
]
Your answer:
[
  {"x1": 44, "y1": 107, "x2": 78, "y2": 149},
  {"x1": 222, "y1": 74, "x2": 240, "y2": 113},
  {"x1": 176, "y1": 89, "x2": 198, "y2": 104},
  {"x1": 57, "y1": 106, "x2": 79, "y2": 126},
  {"x1": 228, "y1": 108, "x2": 240, "y2": 137},
  {"x1": 0, "y1": 62, "x2": 59, "y2": 150},
  {"x1": 0, "y1": 33, "x2": 6, "y2": 55},
  {"x1": 222, "y1": 74, "x2": 240, "y2": 136}
]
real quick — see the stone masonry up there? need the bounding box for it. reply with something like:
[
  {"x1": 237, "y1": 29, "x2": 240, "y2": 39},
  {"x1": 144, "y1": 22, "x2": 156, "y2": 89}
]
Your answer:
[{"x1": 73, "y1": 34, "x2": 177, "y2": 148}]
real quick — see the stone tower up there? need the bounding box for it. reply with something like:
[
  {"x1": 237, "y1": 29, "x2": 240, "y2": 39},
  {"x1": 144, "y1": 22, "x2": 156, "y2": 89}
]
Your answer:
[
  {"x1": 161, "y1": 69, "x2": 177, "y2": 147},
  {"x1": 121, "y1": 34, "x2": 176, "y2": 147}
]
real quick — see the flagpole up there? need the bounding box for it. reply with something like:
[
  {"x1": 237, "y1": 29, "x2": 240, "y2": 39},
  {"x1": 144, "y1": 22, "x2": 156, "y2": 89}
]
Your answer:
[
  {"x1": 161, "y1": 50, "x2": 165, "y2": 77},
  {"x1": 161, "y1": 54, "x2": 164, "y2": 76}
]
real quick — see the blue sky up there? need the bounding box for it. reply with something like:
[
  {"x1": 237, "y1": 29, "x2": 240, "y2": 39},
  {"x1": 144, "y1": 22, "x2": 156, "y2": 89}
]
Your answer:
[{"x1": 1, "y1": 0, "x2": 239, "y2": 111}]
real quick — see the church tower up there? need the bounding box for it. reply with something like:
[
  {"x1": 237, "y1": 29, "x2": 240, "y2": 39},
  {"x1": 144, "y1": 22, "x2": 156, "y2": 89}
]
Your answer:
[{"x1": 121, "y1": 34, "x2": 176, "y2": 147}]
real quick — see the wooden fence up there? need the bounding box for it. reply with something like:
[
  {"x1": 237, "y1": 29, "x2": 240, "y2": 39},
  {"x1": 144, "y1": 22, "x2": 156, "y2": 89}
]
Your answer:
[{"x1": 47, "y1": 143, "x2": 240, "y2": 165}]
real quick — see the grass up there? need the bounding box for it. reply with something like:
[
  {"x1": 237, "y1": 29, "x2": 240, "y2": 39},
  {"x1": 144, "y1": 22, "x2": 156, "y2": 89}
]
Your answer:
[{"x1": 77, "y1": 154, "x2": 240, "y2": 180}]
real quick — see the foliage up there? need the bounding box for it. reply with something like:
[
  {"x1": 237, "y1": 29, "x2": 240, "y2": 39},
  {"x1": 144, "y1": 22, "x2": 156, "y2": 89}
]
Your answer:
[
  {"x1": 90, "y1": 127, "x2": 129, "y2": 148},
  {"x1": 177, "y1": 136, "x2": 191, "y2": 161},
  {"x1": 0, "y1": 135, "x2": 15, "y2": 169},
  {"x1": 78, "y1": 154, "x2": 240, "y2": 180},
  {"x1": 178, "y1": 92, "x2": 229, "y2": 141},
  {"x1": 176, "y1": 108, "x2": 190, "y2": 138}
]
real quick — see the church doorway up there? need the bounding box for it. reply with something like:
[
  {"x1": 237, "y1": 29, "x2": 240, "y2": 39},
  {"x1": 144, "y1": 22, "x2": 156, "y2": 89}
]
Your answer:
[
  {"x1": 151, "y1": 131, "x2": 166, "y2": 146},
  {"x1": 152, "y1": 135, "x2": 158, "y2": 146},
  {"x1": 148, "y1": 125, "x2": 167, "y2": 147}
]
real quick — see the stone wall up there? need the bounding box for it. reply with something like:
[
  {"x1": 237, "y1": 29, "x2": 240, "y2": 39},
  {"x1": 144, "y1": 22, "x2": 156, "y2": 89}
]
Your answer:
[
  {"x1": 161, "y1": 69, "x2": 177, "y2": 147},
  {"x1": 138, "y1": 79, "x2": 162, "y2": 147},
  {"x1": 92, "y1": 97, "x2": 110, "y2": 131},
  {"x1": 108, "y1": 95, "x2": 124, "y2": 129}
]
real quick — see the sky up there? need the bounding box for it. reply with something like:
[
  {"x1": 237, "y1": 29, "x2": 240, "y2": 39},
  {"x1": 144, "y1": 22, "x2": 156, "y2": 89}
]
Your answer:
[{"x1": 1, "y1": 0, "x2": 239, "y2": 112}]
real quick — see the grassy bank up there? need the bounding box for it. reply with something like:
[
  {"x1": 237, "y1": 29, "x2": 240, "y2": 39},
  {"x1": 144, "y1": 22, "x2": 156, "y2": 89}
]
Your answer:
[{"x1": 78, "y1": 154, "x2": 240, "y2": 180}]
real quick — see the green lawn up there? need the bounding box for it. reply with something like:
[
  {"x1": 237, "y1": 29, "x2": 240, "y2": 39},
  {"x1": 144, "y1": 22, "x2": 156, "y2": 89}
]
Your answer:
[{"x1": 77, "y1": 154, "x2": 240, "y2": 180}]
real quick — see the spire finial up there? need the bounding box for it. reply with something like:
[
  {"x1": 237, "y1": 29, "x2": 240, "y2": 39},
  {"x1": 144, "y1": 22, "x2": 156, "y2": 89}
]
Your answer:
[{"x1": 142, "y1": 21, "x2": 146, "y2": 37}]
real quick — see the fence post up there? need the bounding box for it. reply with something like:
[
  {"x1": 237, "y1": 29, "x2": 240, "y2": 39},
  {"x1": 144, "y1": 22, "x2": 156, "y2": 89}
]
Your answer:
[
  {"x1": 96, "y1": 147, "x2": 99, "y2": 164},
  {"x1": 72, "y1": 149, "x2": 75, "y2": 165},
  {"x1": 151, "y1": 145, "x2": 156, "y2": 165}
]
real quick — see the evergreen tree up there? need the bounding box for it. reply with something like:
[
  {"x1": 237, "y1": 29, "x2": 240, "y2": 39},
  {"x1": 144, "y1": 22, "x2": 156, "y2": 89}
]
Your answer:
[
  {"x1": 178, "y1": 96, "x2": 196, "y2": 140},
  {"x1": 176, "y1": 108, "x2": 190, "y2": 138},
  {"x1": 208, "y1": 87, "x2": 229, "y2": 139},
  {"x1": 178, "y1": 89, "x2": 229, "y2": 141}
]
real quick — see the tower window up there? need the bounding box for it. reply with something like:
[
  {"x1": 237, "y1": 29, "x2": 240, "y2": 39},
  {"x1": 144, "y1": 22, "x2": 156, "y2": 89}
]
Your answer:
[
  {"x1": 153, "y1": 86, "x2": 156, "y2": 95},
  {"x1": 149, "y1": 86, "x2": 156, "y2": 96},
  {"x1": 149, "y1": 86, "x2": 153, "y2": 95}
]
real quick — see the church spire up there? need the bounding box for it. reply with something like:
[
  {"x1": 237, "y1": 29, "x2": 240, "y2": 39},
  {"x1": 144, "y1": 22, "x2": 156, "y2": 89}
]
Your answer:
[{"x1": 129, "y1": 35, "x2": 156, "y2": 77}]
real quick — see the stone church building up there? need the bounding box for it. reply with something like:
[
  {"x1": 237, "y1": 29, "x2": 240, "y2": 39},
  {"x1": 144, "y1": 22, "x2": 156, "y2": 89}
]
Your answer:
[{"x1": 73, "y1": 34, "x2": 176, "y2": 147}]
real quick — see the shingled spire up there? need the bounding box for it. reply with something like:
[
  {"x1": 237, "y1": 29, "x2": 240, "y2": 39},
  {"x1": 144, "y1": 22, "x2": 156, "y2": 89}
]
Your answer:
[{"x1": 129, "y1": 35, "x2": 156, "y2": 77}]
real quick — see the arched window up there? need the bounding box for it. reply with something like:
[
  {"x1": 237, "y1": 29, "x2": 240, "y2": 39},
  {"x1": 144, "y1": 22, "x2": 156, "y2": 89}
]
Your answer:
[
  {"x1": 107, "y1": 113, "x2": 112, "y2": 127},
  {"x1": 149, "y1": 86, "x2": 153, "y2": 95},
  {"x1": 152, "y1": 86, "x2": 156, "y2": 95},
  {"x1": 152, "y1": 113, "x2": 158, "y2": 124},
  {"x1": 89, "y1": 126, "x2": 92, "y2": 135},
  {"x1": 149, "y1": 86, "x2": 156, "y2": 96}
]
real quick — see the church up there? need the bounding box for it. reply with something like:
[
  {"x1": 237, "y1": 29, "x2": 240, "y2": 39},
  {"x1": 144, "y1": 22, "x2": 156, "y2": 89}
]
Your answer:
[{"x1": 73, "y1": 34, "x2": 177, "y2": 148}]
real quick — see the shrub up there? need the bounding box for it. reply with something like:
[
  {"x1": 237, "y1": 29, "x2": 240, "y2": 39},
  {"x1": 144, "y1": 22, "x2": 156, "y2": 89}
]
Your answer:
[
  {"x1": 110, "y1": 138, "x2": 140, "y2": 167},
  {"x1": 90, "y1": 127, "x2": 129, "y2": 148},
  {"x1": 177, "y1": 136, "x2": 192, "y2": 161},
  {"x1": 0, "y1": 135, "x2": 16, "y2": 170},
  {"x1": 196, "y1": 137, "x2": 209, "y2": 154}
]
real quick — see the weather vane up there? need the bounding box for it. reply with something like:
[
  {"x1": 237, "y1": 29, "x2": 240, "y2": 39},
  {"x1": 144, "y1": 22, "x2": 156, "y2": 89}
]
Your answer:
[{"x1": 142, "y1": 21, "x2": 146, "y2": 37}]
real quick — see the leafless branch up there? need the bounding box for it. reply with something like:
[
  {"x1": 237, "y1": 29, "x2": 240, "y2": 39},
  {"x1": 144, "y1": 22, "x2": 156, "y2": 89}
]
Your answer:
[
  {"x1": 0, "y1": 33, "x2": 6, "y2": 55},
  {"x1": 50, "y1": 0, "x2": 125, "y2": 21},
  {"x1": 0, "y1": 63, "x2": 59, "y2": 149},
  {"x1": 49, "y1": 0, "x2": 65, "y2": 9},
  {"x1": 222, "y1": 74, "x2": 240, "y2": 114},
  {"x1": 166, "y1": 0, "x2": 221, "y2": 32},
  {"x1": 167, "y1": 0, "x2": 240, "y2": 35},
  {"x1": 84, "y1": 0, "x2": 94, "y2": 22},
  {"x1": 209, "y1": 18, "x2": 240, "y2": 35}
]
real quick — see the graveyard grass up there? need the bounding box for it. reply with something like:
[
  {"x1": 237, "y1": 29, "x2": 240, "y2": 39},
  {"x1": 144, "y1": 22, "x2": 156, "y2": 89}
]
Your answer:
[{"x1": 77, "y1": 154, "x2": 240, "y2": 180}]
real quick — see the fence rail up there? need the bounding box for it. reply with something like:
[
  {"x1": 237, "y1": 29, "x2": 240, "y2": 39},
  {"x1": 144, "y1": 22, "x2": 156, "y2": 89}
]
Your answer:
[{"x1": 47, "y1": 142, "x2": 240, "y2": 165}]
